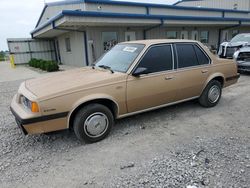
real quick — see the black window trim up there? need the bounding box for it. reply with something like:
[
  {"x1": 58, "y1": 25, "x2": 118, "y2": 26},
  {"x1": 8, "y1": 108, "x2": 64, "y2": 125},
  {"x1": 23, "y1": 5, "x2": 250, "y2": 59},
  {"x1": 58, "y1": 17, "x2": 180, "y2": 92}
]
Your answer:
[
  {"x1": 131, "y1": 43, "x2": 175, "y2": 76},
  {"x1": 174, "y1": 42, "x2": 211, "y2": 71}
]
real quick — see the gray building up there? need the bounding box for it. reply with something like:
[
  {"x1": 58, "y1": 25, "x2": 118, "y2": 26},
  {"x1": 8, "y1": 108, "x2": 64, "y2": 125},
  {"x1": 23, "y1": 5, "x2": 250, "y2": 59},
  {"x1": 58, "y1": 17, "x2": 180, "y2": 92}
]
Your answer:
[
  {"x1": 16, "y1": 0, "x2": 250, "y2": 67},
  {"x1": 174, "y1": 0, "x2": 250, "y2": 11}
]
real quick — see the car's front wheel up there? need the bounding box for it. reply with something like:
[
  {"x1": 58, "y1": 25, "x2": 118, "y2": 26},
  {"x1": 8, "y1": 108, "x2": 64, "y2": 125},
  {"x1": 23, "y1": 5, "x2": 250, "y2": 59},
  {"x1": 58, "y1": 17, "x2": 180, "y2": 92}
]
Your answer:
[
  {"x1": 73, "y1": 104, "x2": 114, "y2": 143},
  {"x1": 199, "y1": 80, "x2": 222, "y2": 108}
]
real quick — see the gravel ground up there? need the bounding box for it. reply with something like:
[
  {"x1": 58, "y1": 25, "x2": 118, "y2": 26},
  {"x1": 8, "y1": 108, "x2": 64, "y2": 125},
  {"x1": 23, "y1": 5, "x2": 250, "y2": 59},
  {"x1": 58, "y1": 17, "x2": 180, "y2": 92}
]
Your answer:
[{"x1": 0, "y1": 75, "x2": 249, "y2": 188}]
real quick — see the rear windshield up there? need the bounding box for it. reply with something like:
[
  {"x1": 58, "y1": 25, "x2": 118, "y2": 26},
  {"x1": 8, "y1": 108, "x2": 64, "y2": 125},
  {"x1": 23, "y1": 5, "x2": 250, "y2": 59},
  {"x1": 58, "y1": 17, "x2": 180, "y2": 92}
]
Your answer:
[{"x1": 95, "y1": 44, "x2": 145, "y2": 73}]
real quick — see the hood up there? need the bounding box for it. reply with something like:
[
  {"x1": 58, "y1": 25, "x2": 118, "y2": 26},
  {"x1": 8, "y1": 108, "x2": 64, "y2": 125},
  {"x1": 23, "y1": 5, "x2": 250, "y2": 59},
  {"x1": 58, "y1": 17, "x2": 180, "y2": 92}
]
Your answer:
[
  {"x1": 237, "y1": 46, "x2": 250, "y2": 53},
  {"x1": 25, "y1": 67, "x2": 126, "y2": 100},
  {"x1": 221, "y1": 41, "x2": 249, "y2": 47}
]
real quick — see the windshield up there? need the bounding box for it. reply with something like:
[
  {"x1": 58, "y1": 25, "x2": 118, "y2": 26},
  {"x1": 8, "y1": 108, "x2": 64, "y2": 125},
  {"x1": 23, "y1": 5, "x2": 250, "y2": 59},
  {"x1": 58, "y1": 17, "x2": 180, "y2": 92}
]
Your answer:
[
  {"x1": 95, "y1": 44, "x2": 145, "y2": 73},
  {"x1": 231, "y1": 34, "x2": 250, "y2": 43}
]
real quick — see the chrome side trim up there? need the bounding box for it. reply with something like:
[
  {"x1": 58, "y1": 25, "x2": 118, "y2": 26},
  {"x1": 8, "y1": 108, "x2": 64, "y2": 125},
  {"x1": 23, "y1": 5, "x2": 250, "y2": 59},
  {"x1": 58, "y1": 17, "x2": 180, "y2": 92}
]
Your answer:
[{"x1": 118, "y1": 96, "x2": 199, "y2": 119}]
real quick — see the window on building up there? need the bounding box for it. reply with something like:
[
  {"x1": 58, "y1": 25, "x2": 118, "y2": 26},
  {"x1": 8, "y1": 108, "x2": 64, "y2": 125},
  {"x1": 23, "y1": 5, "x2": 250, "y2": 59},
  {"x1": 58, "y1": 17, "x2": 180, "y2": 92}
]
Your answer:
[
  {"x1": 232, "y1": 30, "x2": 239, "y2": 38},
  {"x1": 102, "y1": 32, "x2": 118, "y2": 52},
  {"x1": 167, "y1": 31, "x2": 178, "y2": 39},
  {"x1": 176, "y1": 44, "x2": 199, "y2": 68},
  {"x1": 193, "y1": 45, "x2": 210, "y2": 65},
  {"x1": 138, "y1": 45, "x2": 173, "y2": 73},
  {"x1": 65, "y1": 37, "x2": 71, "y2": 52},
  {"x1": 200, "y1": 31, "x2": 209, "y2": 44},
  {"x1": 234, "y1": 3, "x2": 238, "y2": 10}
]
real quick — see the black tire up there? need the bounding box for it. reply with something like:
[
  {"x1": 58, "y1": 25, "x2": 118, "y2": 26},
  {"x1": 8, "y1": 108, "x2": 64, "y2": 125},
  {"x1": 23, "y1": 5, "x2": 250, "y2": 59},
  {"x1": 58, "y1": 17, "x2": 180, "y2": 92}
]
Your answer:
[
  {"x1": 73, "y1": 104, "x2": 114, "y2": 143},
  {"x1": 199, "y1": 80, "x2": 222, "y2": 108}
]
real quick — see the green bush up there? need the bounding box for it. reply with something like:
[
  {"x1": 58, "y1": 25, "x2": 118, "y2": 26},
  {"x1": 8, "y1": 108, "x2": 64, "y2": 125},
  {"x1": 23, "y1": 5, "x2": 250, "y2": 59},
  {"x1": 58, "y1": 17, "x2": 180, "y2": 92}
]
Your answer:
[
  {"x1": 28, "y1": 58, "x2": 36, "y2": 67},
  {"x1": 28, "y1": 58, "x2": 59, "y2": 72},
  {"x1": 46, "y1": 61, "x2": 59, "y2": 72}
]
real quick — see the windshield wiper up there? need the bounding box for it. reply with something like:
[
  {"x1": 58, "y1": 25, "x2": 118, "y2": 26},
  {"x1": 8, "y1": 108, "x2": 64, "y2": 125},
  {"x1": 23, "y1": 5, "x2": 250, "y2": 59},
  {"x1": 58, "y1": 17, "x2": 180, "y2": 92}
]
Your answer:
[{"x1": 98, "y1": 65, "x2": 114, "y2": 73}]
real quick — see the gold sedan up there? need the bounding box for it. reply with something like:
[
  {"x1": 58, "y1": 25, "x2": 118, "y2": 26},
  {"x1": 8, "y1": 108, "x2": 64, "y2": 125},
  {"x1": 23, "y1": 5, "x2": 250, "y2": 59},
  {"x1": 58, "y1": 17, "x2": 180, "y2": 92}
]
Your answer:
[{"x1": 10, "y1": 40, "x2": 240, "y2": 143}]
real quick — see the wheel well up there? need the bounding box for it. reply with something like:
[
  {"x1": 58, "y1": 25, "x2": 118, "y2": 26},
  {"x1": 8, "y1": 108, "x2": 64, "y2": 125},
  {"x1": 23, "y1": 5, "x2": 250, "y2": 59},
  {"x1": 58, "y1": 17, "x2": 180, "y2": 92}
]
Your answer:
[
  {"x1": 212, "y1": 76, "x2": 224, "y2": 87},
  {"x1": 68, "y1": 99, "x2": 118, "y2": 129}
]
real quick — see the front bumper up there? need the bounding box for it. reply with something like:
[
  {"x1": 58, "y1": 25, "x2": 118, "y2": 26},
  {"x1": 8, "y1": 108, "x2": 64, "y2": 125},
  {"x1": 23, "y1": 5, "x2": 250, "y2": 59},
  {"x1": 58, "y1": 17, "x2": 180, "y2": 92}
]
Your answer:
[
  {"x1": 10, "y1": 83, "x2": 69, "y2": 135},
  {"x1": 10, "y1": 104, "x2": 69, "y2": 135},
  {"x1": 10, "y1": 107, "x2": 28, "y2": 135},
  {"x1": 218, "y1": 45, "x2": 238, "y2": 59},
  {"x1": 237, "y1": 61, "x2": 250, "y2": 72}
]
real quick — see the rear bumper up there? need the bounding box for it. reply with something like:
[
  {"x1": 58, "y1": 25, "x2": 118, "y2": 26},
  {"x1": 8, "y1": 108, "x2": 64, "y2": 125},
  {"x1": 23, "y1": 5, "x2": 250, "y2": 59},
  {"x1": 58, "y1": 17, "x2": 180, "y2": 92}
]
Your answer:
[{"x1": 225, "y1": 74, "x2": 240, "y2": 82}]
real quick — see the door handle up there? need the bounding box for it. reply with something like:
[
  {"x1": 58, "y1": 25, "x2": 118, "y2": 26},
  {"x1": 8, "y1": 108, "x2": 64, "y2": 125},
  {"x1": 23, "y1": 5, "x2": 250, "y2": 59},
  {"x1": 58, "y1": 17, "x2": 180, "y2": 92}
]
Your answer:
[
  {"x1": 201, "y1": 70, "x2": 208, "y2": 74},
  {"x1": 165, "y1": 76, "x2": 174, "y2": 80}
]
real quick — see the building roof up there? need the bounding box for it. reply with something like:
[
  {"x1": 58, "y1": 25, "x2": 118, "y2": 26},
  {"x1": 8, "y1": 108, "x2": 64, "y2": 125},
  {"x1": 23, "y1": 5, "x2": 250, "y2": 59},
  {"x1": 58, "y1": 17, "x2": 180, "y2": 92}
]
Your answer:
[
  {"x1": 173, "y1": 0, "x2": 202, "y2": 6},
  {"x1": 32, "y1": 0, "x2": 250, "y2": 37},
  {"x1": 31, "y1": 8, "x2": 250, "y2": 36},
  {"x1": 35, "y1": 0, "x2": 250, "y2": 27}
]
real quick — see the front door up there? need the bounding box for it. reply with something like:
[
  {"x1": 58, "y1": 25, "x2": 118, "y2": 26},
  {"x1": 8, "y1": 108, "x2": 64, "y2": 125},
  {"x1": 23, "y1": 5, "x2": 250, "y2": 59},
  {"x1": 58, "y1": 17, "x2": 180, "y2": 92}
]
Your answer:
[
  {"x1": 174, "y1": 43, "x2": 211, "y2": 100},
  {"x1": 125, "y1": 32, "x2": 136, "y2": 41},
  {"x1": 126, "y1": 44, "x2": 178, "y2": 113},
  {"x1": 180, "y1": 31, "x2": 188, "y2": 39}
]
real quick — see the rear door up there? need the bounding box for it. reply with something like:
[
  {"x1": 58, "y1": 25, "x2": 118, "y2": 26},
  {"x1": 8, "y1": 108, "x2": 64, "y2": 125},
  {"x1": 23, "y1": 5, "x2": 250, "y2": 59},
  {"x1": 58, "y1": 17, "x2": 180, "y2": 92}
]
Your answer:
[
  {"x1": 174, "y1": 43, "x2": 212, "y2": 100},
  {"x1": 126, "y1": 44, "x2": 178, "y2": 113}
]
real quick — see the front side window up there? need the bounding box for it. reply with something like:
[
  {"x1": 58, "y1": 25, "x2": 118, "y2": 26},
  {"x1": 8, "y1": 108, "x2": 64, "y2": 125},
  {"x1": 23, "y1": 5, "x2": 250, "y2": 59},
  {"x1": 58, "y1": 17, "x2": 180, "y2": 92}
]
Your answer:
[
  {"x1": 137, "y1": 45, "x2": 173, "y2": 74},
  {"x1": 95, "y1": 44, "x2": 144, "y2": 73},
  {"x1": 65, "y1": 37, "x2": 71, "y2": 52},
  {"x1": 200, "y1": 31, "x2": 209, "y2": 44},
  {"x1": 176, "y1": 44, "x2": 199, "y2": 68}
]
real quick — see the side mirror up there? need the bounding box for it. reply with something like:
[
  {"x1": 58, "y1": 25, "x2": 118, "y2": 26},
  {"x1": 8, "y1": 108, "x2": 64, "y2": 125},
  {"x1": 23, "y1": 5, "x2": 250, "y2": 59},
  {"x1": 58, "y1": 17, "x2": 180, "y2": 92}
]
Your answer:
[{"x1": 132, "y1": 67, "x2": 148, "y2": 77}]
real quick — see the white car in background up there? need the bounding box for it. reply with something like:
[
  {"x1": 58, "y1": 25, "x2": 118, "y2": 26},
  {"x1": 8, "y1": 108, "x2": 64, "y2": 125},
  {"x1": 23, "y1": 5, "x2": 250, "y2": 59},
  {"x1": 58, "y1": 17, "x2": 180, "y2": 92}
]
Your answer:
[
  {"x1": 218, "y1": 33, "x2": 250, "y2": 72},
  {"x1": 233, "y1": 46, "x2": 250, "y2": 72}
]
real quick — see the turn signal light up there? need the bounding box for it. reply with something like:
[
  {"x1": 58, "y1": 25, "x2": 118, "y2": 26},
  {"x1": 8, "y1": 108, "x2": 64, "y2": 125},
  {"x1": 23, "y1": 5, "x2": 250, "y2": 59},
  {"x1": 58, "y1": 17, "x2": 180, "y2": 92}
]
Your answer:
[{"x1": 31, "y1": 102, "x2": 39, "y2": 112}]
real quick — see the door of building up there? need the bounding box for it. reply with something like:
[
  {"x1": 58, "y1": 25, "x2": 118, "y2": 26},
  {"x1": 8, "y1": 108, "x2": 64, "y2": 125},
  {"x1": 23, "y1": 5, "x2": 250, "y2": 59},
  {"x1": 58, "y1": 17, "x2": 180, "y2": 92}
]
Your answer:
[
  {"x1": 125, "y1": 32, "x2": 136, "y2": 41},
  {"x1": 191, "y1": 31, "x2": 198, "y2": 41},
  {"x1": 55, "y1": 40, "x2": 61, "y2": 63},
  {"x1": 180, "y1": 31, "x2": 188, "y2": 39},
  {"x1": 222, "y1": 30, "x2": 229, "y2": 42}
]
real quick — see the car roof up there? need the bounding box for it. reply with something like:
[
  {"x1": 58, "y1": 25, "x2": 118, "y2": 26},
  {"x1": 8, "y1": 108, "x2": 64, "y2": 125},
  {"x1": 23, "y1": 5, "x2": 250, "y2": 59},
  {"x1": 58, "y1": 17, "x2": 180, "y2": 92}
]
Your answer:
[{"x1": 122, "y1": 39, "x2": 198, "y2": 45}]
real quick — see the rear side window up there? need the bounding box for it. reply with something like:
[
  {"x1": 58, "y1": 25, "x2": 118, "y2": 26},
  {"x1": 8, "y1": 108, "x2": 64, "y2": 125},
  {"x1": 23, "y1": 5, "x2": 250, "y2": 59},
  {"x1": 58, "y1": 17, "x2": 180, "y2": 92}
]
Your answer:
[
  {"x1": 138, "y1": 45, "x2": 173, "y2": 73},
  {"x1": 194, "y1": 45, "x2": 210, "y2": 65},
  {"x1": 176, "y1": 44, "x2": 199, "y2": 68}
]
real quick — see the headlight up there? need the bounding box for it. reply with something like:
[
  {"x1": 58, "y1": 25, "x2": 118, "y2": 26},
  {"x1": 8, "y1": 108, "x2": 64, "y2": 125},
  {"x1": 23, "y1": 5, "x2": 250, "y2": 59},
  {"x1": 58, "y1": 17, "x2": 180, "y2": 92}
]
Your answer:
[
  {"x1": 233, "y1": 50, "x2": 240, "y2": 60},
  {"x1": 21, "y1": 96, "x2": 39, "y2": 112}
]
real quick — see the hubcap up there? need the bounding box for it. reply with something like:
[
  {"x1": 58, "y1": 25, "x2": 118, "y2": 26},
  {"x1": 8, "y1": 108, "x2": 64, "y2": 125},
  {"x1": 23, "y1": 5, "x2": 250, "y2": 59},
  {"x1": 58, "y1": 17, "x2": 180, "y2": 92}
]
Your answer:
[
  {"x1": 84, "y1": 112, "x2": 109, "y2": 138},
  {"x1": 208, "y1": 85, "x2": 220, "y2": 103}
]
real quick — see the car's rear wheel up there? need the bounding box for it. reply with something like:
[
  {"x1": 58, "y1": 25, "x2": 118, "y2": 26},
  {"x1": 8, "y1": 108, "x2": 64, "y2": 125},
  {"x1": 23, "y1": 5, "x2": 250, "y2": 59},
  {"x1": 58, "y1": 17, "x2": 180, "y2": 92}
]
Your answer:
[
  {"x1": 73, "y1": 104, "x2": 114, "y2": 143},
  {"x1": 199, "y1": 80, "x2": 222, "y2": 108}
]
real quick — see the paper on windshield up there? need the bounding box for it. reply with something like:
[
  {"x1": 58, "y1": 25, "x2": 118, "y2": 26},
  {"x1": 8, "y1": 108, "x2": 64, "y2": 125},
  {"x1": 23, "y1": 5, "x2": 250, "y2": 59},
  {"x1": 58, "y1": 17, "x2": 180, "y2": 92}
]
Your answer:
[{"x1": 123, "y1": 47, "x2": 137, "y2": 53}]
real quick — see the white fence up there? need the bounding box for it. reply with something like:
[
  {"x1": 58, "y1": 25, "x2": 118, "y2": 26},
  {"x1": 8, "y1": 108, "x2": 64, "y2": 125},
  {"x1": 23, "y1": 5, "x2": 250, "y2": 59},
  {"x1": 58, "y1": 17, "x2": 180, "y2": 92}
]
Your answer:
[{"x1": 7, "y1": 38, "x2": 56, "y2": 64}]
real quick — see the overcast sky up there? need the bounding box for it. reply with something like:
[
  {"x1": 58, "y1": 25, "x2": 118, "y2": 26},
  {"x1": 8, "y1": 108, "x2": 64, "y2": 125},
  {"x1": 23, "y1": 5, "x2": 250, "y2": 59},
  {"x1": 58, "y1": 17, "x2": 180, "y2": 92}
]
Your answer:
[{"x1": 0, "y1": 0, "x2": 177, "y2": 51}]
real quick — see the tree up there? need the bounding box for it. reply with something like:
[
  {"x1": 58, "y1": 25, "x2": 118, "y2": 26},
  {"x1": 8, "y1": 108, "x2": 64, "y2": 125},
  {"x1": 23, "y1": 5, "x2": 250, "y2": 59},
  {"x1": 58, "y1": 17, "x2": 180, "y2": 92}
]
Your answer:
[{"x1": 0, "y1": 51, "x2": 6, "y2": 61}]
